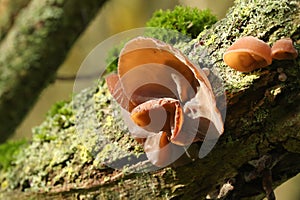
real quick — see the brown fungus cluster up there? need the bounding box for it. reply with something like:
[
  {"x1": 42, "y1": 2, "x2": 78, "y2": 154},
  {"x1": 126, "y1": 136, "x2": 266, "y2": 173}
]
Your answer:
[
  {"x1": 106, "y1": 37, "x2": 224, "y2": 167},
  {"x1": 223, "y1": 36, "x2": 298, "y2": 73},
  {"x1": 223, "y1": 36, "x2": 272, "y2": 72}
]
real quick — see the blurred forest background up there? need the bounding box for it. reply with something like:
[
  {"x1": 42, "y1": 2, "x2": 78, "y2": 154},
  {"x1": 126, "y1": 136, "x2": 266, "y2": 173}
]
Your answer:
[{"x1": 5, "y1": 0, "x2": 299, "y2": 199}]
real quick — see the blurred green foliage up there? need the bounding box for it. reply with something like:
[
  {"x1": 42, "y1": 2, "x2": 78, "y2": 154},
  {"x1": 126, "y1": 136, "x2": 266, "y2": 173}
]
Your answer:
[
  {"x1": 146, "y1": 6, "x2": 217, "y2": 38},
  {"x1": 0, "y1": 140, "x2": 27, "y2": 171}
]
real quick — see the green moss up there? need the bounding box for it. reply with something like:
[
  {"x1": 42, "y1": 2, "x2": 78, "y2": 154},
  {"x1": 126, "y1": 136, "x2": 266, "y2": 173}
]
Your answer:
[
  {"x1": 0, "y1": 140, "x2": 27, "y2": 171},
  {"x1": 46, "y1": 100, "x2": 70, "y2": 118},
  {"x1": 146, "y1": 6, "x2": 217, "y2": 39}
]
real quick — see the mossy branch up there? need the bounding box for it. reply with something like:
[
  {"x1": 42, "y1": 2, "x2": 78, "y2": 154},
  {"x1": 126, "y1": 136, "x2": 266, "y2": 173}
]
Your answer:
[
  {"x1": 0, "y1": 0, "x2": 109, "y2": 143},
  {"x1": 0, "y1": 0, "x2": 31, "y2": 41},
  {"x1": 0, "y1": 0, "x2": 299, "y2": 199}
]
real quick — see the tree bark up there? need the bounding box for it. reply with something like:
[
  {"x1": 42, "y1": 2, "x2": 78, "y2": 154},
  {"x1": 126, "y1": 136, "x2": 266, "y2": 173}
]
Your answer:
[
  {"x1": 0, "y1": 0, "x2": 31, "y2": 41},
  {"x1": 0, "y1": 0, "x2": 109, "y2": 143},
  {"x1": 0, "y1": 0, "x2": 299, "y2": 199}
]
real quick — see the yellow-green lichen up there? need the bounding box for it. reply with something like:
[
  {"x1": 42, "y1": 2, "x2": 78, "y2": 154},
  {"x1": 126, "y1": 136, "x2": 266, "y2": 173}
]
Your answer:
[{"x1": 0, "y1": 81, "x2": 146, "y2": 193}]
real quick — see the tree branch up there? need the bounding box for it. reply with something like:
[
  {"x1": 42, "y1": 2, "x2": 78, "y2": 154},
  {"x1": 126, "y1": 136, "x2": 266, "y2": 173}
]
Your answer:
[
  {"x1": 0, "y1": 0, "x2": 31, "y2": 41},
  {"x1": 0, "y1": 0, "x2": 109, "y2": 143},
  {"x1": 0, "y1": 0, "x2": 299, "y2": 199}
]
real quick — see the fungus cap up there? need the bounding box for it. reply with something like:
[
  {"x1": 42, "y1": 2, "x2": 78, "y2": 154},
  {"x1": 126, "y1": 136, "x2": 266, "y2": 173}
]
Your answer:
[
  {"x1": 271, "y1": 38, "x2": 298, "y2": 60},
  {"x1": 223, "y1": 36, "x2": 272, "y2": 72}
]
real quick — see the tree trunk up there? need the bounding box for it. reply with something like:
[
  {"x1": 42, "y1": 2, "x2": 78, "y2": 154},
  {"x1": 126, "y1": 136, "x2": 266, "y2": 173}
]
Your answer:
[
  {"x1": 0, "y1": 0, "x2": 108, "y2": 143},
  {"x1": 0, "y1": 0, "x2": 299, "y2": 199}
]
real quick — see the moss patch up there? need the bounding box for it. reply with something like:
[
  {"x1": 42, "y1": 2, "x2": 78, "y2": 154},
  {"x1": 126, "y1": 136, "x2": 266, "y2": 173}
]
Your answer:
[
  {"x1": 0, "y1": 140, "x2": 27, "y2": 171},
  {"x1": 146, "y1": 6, "x2": 217, "y2": 39}
]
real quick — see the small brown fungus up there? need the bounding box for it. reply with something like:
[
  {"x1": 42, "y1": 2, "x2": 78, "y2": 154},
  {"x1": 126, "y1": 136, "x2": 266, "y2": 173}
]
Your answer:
[
  {"x1": 271, "y1": 38, "x2": 298, "y2": 60},
  {"x1": 278, "y1": 72, "x2": 287, "y2": 82},
  {"x1": 223, "y1": 36, "x2": 272, "y2": 72}
]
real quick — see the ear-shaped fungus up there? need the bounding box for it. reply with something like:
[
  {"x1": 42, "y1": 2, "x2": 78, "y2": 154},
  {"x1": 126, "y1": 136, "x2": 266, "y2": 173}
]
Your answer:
[
  {"x1": 223, "y1": 36, "x2": 272, "y2": 72},
  {"x1": 106, "y1": 37, "x2": 224, "y2": 167},
  {"x1": 271, "y1": 38, "x2": 298, "y2": 60}
]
